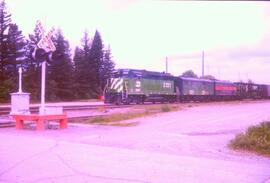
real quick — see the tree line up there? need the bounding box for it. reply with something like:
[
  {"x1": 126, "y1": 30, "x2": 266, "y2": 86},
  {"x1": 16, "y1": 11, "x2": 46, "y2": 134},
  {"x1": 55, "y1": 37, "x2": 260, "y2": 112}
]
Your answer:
[
  {"x1": 0, "y1": 0, "x2": 115, "y2": 102},
  {"x1": 181, "y1": 70, "x2": 215, "y2": 80}
]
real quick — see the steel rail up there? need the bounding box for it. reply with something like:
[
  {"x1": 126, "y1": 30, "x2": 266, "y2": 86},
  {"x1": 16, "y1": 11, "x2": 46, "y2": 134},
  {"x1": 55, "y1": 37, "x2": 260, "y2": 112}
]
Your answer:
[{"x1": 0, "y1": 104, "x2": 133, "y2": 116}]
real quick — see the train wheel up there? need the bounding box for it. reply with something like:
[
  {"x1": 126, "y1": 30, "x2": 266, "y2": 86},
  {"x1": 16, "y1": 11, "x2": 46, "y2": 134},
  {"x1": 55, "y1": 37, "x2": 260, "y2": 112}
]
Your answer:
[
  {"x1": 114, "y1": 97, "x2": 122, "y2": 105},
  {"x1": 136, "y1": 98, "x2": 142, "y2": 104},
  {"x1": 124, "y1": 99, "x2": 130, "y2": 105}
]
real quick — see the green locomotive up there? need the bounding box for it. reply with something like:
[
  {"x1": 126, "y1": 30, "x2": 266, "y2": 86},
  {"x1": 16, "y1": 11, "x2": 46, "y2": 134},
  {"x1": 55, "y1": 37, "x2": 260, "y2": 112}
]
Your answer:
[{"x1": 104, "y1": 69, "x2": 177, "y2": 104}]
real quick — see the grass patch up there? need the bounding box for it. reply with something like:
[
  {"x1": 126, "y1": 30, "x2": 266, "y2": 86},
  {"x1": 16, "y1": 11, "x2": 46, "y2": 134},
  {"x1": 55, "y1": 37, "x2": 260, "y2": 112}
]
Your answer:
[
  {"x1": 161, "y1": 104, "x2": 172, "y2": 112},
  {"x1": 229, "y1": 121, "x2": 270, "y2": 156},
  {"x1": 83, "y1": 104, "x2": 181, "y2": 125},
  {"x1": 89, "y1": 112, "x2": 148, "y2": 123},
  {"x1": 100, "y1": 121, "x2": 140, "y2": 127},
  {"x1": 140, "y1": 104, "x2": 180, "y2": 113}
]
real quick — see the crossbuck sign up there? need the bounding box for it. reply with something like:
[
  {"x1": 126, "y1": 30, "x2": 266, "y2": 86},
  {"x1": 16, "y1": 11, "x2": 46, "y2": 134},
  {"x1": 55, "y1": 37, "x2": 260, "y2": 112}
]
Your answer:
[{"x1": 36, "y1": 20, "x2": 56, "y2": 52}]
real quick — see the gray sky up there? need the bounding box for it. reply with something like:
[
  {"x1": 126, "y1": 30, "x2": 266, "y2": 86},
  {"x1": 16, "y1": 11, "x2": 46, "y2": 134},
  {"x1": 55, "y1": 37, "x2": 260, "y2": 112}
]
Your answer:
[{"x1": 8, "y1": 0, "x2": 270, "y2": 84}]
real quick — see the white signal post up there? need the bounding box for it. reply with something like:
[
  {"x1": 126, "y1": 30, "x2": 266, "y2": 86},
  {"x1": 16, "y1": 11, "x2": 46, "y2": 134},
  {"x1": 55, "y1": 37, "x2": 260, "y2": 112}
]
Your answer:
[
  {"x1": 40, "y1": 61, "x2": 46, "y2": 115},
  {"x1": 36, "y1": 20, "x2": 55, "y2": 115},
  {"x1": 18, "y1": 67, "x2": 22, "y2": 93}
]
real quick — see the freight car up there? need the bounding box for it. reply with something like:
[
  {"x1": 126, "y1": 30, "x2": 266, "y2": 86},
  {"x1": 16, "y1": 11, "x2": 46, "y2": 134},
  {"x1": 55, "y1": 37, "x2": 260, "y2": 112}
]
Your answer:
[
  {"x1": 261, "y1": 84, "x2": 270, "y2": 99},
  {"x1": 234, "y1": 82, "x2": 270, "y2": 99},
  {"x1": 214, "y1": 80, "x2": 237, "y2": 100},
  {"x1": 234, "y1": 82, "x2": 249, "y2": 99},
  {"x1": 176, "y1": 78, "x2": 237, "y2": 101},
  {"x1": 177, "y1": 77, "x2": 214, "y2": 102},
  {"x1": 104, "y1": 69, "x2": 177, "y2": 104}
]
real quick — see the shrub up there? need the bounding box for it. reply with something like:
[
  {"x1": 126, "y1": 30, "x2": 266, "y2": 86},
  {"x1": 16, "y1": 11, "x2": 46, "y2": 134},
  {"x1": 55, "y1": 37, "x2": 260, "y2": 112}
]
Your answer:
[
  {"x1": 0, "y1": 78, "x2": 14, "y2": 102},
  {"x1": 229, "y1": 122, "x2": 270, "y2": 155}
]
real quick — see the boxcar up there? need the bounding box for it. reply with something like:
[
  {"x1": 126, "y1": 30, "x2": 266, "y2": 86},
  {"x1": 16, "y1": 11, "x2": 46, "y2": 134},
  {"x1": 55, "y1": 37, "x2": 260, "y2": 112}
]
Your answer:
[
  {"x1": 234, "y1": 82, "x2": 270, "y2": 99},
  {"x1": 214, "y1": 80, "x2": 237, "y2": 100},
  {"x1": 177, "y1": 77, "x2": 214, "y2": 101},
  {"x1": 234, "y1": 82, "x2": 249, "y2": 99},
  {"x1": 104, "y1": 69, "x2": 177, "y2": 104},
  {"x1": 249, "y1": 83, "x2": 263, "y2": 99},
  {"x1": 260, "y1": 84, "x2": 269, "y2": 99},
  {"x1": 247, "y1": 83, "x2": 266, "y2": 99},
  {"x1": 253, "y1": 84, "x2": 270, "y2": 99},
  {"x1": 267, "y1": 85, "x2": 270, "y2": 98}
]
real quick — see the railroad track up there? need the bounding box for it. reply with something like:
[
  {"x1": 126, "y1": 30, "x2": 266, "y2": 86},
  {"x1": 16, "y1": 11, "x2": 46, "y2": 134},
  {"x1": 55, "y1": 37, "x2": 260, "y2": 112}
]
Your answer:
[
  {"x1": 0, "y1": 104, "x2": 132, "y2": 127},
  {"x1": 0, "y1": 104, "x2": 133, "y2": 116},
  {"x1": 1, "y1": 99, "x2": 264, "y2": 116}
]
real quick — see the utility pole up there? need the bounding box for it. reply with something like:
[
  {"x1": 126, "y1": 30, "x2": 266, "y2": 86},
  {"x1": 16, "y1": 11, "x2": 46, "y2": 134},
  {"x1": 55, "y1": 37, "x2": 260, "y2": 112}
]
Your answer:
[
  {"x1": 202, "y1": 51, "x2": 204, "y2": 77},
  {"x1": 165, "y1": 56, "x2": 168, "y2": 73}
]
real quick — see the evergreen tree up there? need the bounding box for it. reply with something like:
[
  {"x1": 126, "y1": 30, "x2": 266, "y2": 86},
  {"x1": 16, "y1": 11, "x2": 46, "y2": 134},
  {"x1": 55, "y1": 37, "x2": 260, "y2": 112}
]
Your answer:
[
  {"x1": 89, "y1": 30, "x2": 104, "y2": 97},
  {"x1": 73, "y1": 47, "x2": 84, "y2": 71},
  {"x1": 4, "y1": 23, "x2": 27, "y2": 97},
  {"x1": 73, "y1": 31, "x2": 96, "y2": 99},
  {"x1": 73, "y1": 46, "x2": 87, "y2": 99},
  {"x1": 0, "y1": 0, "x2": 11, "y2": 77},
  {"x1": 0, "y1": 1, "x2": 27, "y2": 101},
  {"x1": 0, "y1": 0, "x2": 12, "y2": 101},
  {"x1": 47, "y1": 29, "x2": 74, "y2": 101},
  {"x1": 23, "y1": 22, "x2": 44, "y2": 101},
  {"x1": 74, "y1": 30, "x2": 115, "y2": 98},
  {"x1": 100, "y1": 45, "x2": 115, "y2": 93},
  {"x1": 5, "y1": 23, "x2": 26, "y2": 74}
]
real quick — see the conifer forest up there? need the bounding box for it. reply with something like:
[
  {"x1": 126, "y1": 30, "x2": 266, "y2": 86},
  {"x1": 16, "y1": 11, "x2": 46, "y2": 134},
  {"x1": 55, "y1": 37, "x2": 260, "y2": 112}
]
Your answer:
[{"x1": 0, "y1": 0, "x2": 115, "y2": 102}]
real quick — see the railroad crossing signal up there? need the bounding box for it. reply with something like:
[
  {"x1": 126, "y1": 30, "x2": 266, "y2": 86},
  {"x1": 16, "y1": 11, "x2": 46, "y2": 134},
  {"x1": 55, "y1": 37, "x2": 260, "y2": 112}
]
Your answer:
[
  {"x1": 36, "y1": 20, "x2": 56, "y2": 52},
  {"x1": 34, "y1": 20, "x2": 56, "y2": 115}
]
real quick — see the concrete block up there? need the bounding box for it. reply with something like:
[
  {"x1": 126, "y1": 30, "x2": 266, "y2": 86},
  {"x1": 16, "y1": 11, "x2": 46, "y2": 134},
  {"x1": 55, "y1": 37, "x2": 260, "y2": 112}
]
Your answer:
[{"x1": 10, "y1": 92, "x2": 30, "y2": 114}]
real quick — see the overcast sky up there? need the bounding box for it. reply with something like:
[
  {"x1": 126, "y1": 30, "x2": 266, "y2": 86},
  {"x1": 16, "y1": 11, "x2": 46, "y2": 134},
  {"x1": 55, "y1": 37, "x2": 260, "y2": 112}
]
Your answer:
[{"x1": 7, "y1": 0, "x2": 270, "y2": 84}]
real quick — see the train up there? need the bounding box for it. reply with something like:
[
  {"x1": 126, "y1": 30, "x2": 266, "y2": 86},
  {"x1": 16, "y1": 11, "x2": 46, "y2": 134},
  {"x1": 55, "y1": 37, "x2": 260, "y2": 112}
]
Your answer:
[{"x1": 104, "y1": 68, "x2": 270, "y2": 104}]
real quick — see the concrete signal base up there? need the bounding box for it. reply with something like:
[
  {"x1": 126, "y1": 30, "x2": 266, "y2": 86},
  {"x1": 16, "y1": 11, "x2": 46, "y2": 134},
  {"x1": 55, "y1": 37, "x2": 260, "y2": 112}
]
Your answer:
[{"x1": 10, "y1": 92, "x2": 30, "y2": 115}]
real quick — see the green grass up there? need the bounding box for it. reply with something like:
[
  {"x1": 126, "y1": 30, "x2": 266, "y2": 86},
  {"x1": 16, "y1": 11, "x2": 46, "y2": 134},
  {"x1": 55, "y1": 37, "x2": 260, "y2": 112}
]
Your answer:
[
  {"x1": 229, "y1": 121, "x2": 270, "y2": 156},
  {"x1": 83, "y1": 104, "x2": 181, "y2": 126},
  {"x1": 137, "y1": 104, "x2": 180, "y2": 113},
  {"x1": 97, "y1": 121, "x2": 140, "y2": 127},
  {"x1": 90, "y1": 112, "x2": 149, "y2": 123}
]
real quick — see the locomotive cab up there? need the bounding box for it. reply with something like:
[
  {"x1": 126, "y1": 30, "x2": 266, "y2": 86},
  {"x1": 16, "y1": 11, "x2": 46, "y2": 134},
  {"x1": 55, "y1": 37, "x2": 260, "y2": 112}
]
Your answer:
[{"x1": 104, "y1": 70, "x2": 128, "y2": 104}]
